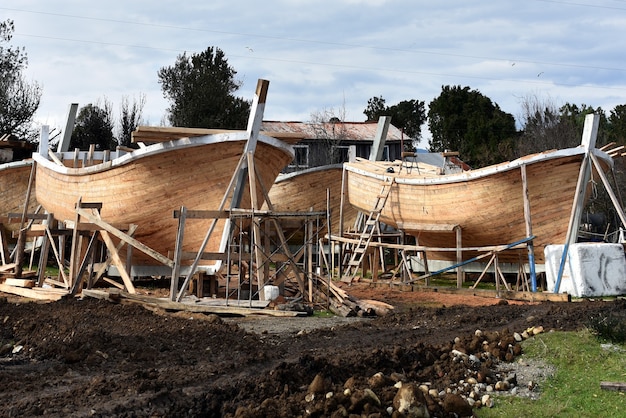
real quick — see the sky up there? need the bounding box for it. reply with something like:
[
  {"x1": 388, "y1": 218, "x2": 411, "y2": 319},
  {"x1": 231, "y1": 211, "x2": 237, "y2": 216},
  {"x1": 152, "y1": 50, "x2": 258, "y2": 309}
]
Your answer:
[{"x1": 3, "y1": 0, "x2": 626, "y2": 146}]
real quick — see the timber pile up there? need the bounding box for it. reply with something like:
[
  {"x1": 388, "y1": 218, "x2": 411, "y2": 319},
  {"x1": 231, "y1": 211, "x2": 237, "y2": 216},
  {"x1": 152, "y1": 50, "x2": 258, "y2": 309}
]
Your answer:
[
  {"x1": 323, "y1": 279, "x2": 394, "y2": 317},
  {"x1": 0, "y1": 264, "x2": 68, "y2": 301}
]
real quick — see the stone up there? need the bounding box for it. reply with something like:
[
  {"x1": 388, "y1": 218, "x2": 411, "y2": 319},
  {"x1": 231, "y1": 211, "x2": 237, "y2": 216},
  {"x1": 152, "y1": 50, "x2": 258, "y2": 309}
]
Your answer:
[
  {"x1": 393, "y1": 383, "x2": 430, "y2": 418},
  {"x1": 308, "y1": 373, "x2": 329, "y2": 394},
  {"x1": 495, "y1": 380, "x2": 510, "y2": 391},
  {"x1": 368, "y1": 372, "x2": 388, "y2": 389},
  {"x1": 350, "y1": 388, "x2": 381, "y2": 413}
]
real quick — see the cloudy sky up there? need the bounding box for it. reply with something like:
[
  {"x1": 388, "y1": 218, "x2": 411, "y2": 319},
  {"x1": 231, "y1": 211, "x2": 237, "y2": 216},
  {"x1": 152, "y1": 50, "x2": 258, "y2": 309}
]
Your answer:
[{"x1": 4, "y1": 1, "x2": 626, "y2": 145}]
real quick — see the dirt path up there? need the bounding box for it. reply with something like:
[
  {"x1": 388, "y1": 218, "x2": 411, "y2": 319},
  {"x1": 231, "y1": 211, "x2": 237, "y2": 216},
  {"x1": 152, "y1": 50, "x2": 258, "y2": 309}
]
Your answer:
[{"x1": 0, "y1": 286, "x2": 622, "y2": 417}]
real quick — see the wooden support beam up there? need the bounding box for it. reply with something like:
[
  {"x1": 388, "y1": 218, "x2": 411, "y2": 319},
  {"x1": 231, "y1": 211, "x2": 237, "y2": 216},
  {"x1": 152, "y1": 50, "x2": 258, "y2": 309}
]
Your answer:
[{"x1": 75, "y1": 207, "x2": 173, "y2": 268}]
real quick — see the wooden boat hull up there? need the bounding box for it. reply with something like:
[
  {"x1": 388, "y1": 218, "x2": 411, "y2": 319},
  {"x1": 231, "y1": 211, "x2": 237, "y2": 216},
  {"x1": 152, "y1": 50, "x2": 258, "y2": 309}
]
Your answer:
[
  {"x1": 0, "y1": 160, "x2": 38, "y2": 238},
  {"x1": 344, "y1": 148, "x2": 614, "y2": 264},
  {"x1": 267, "y1": 164, "x2": 358, "y2": 239},
  {"x1": 33, "y1": 134, "x2": 294, "y2": 268}
]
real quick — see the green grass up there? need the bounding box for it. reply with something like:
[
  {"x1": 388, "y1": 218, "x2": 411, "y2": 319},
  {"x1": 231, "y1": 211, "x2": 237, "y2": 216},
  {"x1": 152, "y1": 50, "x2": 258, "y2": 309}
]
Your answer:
[{"x1": 476, "y1": 329, "x2": 626, "y2": 418}]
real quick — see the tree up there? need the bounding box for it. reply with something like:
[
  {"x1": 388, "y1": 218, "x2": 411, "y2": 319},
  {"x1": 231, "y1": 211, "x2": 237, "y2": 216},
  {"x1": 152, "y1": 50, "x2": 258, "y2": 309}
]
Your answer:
[
  {"x1": 363, "y1": 96, "x2": 426, "y2": 149},
  {"x1": 559, "y1": 103, "x2": 608, "y2": 147},
  {"x1": 157, "y1": 46, "x2": 250, "y2": 129},
  {"x1": 607, "y1": 104, "x2": 626, "y2": 146},
  {"x1": 310, "y1": 107, "x2": 349, "y2": 165},
  {"x1": 70, "y1": 102, "x2": 115, "y2": 151},
  {"x1": 0, "y1": 19, "x2": 41, "y2": 141},
  {"x1": 516, "y1": 94, "x2": 576, "y2": 157},
  {"x1": 117, "y1": 94, "x2": 146, "y2": 147},
  {"x1": 428, "y1": 85, "x2": 517, "y2": 167}
]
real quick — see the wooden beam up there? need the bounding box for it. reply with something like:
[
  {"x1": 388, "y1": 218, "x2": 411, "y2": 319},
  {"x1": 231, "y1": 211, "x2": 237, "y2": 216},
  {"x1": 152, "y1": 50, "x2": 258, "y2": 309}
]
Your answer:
[
  {"x1": 600, "y1": 382, "x2": 626, "y2": 392},
  {"x1": 76, "y1": 207, "x2": 173, "y2": 268},
  {"x1": 0, "y1": 283, "x2": 67, "y2": 301},
  {"x1": 99, "y1": 230, "x2": 136, "y2": 294},
  {"x1": 131, "y1": 126, "x2": 303, "y2": 144}
]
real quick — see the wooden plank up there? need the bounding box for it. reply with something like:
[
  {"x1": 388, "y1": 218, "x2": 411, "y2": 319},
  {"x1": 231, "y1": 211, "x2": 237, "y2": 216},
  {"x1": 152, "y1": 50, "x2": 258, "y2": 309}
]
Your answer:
[
  {"x1": 100, "y1": 230, "x2": 136, "y2": 294},
  {"x1": 0, "y1": 263, "x2": 16, "y2": 272},
  {"x1": 172, "y1": 209, "x2": 230, "y2": 219},
  {"x1": 76, "y1": 207, "x2": 174, "y2": 268},
  {"x1": 372, "y1": 282, "x2": 572, "y2": 302},
  {"x1": 3, "y1": 278, "x2": 35, "y2": 288},
  {"x1": 0, "y1": 283, "x2": 67, "y2": 300},
  {"x1": 131, "y1": 126, "x2": 304, "y2": 144},
  {"x1": 600, "y1": 382, "x2": 626, "y2": 392},
  {"x1": 110, "y1": 290, "x2": 305, "y2": 317}
]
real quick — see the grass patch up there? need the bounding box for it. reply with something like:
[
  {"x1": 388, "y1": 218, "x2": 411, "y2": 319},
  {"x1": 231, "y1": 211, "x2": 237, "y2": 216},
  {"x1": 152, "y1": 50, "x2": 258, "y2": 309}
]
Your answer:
[{"x1": 477, "y1": 329, "x2": 626, "y2": 417}]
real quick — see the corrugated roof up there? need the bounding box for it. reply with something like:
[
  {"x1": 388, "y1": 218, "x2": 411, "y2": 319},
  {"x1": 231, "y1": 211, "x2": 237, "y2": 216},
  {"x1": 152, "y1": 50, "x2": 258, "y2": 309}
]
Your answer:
[{"x1": 261, "y1": 121, "x2": 406, "y2": 142}]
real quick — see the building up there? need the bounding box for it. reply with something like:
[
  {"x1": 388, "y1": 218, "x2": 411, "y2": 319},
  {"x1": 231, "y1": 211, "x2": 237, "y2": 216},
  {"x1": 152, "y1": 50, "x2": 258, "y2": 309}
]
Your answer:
[{"x1": 261, "y1": 120, "x2": 408, "y2": 173}]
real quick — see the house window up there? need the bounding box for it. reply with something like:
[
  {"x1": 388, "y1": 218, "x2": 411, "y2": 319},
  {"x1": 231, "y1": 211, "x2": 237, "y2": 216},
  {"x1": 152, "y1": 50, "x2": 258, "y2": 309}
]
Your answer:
[
  {"x1": 333, "y1": 145, "x2": 351, "y2": 163},
  {"x1": 289, "y1": 145, "x2": 309, "y2": 169},
  {"x1": 382, "y1": 145, "x2": 390, "y2": 161}
]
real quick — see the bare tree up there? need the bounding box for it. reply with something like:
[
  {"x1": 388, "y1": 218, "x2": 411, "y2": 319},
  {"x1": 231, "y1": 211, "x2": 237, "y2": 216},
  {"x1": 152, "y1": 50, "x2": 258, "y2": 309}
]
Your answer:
[
  {"x1": 118, "y1": 94, "x2": 146, "y2": 147},
  {"x1": 516, "y1": 93, "x2": 577, "y2": 157},
  {"x1": 309, "y1": 106, "x2": 349, "y2": 164}
]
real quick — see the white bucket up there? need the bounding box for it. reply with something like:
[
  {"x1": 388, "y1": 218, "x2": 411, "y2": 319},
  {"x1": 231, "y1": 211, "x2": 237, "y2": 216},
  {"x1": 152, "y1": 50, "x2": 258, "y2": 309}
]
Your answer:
[{"x1": 264, "y1": 285, "x2": 280, "y2": 301}]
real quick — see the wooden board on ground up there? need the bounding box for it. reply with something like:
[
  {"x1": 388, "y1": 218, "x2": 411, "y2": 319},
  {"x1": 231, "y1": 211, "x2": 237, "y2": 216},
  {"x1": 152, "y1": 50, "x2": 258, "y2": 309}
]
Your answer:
[
  {"x1": 365, "y1": 280, "x2": 571, "y2": 302},
  {"x1": 81, "y1": 288, "x2": 306, "y2": 317},
  {"x1": 0, "y1": 283, "x2": 68, "y2": 301}
]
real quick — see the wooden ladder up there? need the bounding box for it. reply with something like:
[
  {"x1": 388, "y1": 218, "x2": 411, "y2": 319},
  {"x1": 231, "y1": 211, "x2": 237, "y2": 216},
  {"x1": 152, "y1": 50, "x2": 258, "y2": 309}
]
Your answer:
[{"x1": 342, "y1": 177, "x2": 394, "y2": 282}]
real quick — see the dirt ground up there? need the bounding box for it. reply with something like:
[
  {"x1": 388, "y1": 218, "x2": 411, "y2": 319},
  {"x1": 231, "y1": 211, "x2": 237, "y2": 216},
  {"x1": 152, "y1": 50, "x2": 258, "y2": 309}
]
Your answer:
[{"x1": 0, "y1": 282, "x2": 624, "y2": 418}]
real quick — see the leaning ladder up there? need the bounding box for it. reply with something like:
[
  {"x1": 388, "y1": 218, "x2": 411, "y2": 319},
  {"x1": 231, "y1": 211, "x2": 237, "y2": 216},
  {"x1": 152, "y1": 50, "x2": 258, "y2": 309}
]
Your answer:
[{"x1": 342, "y1": 177, "x2": 394, "y2": 282}]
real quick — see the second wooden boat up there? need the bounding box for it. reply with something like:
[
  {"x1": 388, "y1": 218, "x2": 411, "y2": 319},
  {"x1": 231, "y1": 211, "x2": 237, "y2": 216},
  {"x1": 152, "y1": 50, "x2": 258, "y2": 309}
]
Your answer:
[
  {"x1": 344, "y1": 145, "x2": 614, "y2": 264},
  {"x1": 267, "y1": 164, "x2": 359, "y2": 240}
]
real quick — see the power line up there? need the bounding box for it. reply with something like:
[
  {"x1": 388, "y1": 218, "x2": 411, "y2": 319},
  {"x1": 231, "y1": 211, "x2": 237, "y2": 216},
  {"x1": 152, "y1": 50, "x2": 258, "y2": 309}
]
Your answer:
[
  {"x1": 16, "y1": 32, "x2": 626, "y2": 93},
  {"x1": 4, "y1": 6, "x2": 626, "y2": 75}
]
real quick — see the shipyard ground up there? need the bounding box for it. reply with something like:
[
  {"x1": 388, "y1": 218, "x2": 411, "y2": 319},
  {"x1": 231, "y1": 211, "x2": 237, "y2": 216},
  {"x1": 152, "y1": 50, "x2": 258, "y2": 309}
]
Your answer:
[{"x1": 0, "y1": 283, "x2": 623, "y2": 417}]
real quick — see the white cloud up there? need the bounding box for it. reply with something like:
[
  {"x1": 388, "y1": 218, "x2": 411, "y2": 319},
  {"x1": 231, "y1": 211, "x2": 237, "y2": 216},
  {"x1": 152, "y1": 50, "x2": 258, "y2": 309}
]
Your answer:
[{"x1": 3, "y1": 0, "x2": 626, "y2": 136}]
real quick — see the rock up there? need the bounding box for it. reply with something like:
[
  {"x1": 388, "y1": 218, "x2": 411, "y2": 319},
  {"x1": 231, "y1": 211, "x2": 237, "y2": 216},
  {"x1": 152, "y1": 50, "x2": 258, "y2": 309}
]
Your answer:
[
  {"x1": 513, "y1": 332, "x2": 523, "y2": 342},
  {"x1": 442, "y1": 393, "x2": 473, "y2": 417},
  {"x1": 350, "y1": 388, "x2": 381, "y2": 413},
  {"x1": 308, "y1": 373, "x2": 329, "y2": 394},
  {"x1": 466, "y1": 377, "x2": 478, "y2": 385},
  {"x1": 532, "y1": 326, "x2": 544, "y2": 335},
  {"x1": 481, "y1": 394, "x2": 494, "y2": 408},
  {"x1": 343, "y1": 376, "x2": 357, "y2": 390},
  {"x1": 393, "y1": 383, "x2": 430, "y2": 417},
  {"x1": 390, "y1": 372, "x2": 406, "y2": 383},
  {"x1": 368, "y1": 372, "x2": 388, "y2": 389},
  {"x1": 494, "y1": 380, "x2": 510, "y2": 391},
  {"x1": 505, "y1": 372, "x2": 517, "y2": 386}
]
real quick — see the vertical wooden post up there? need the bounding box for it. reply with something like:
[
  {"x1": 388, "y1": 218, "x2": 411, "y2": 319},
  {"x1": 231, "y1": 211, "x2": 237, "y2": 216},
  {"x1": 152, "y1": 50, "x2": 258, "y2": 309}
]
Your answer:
[
  {"x1": 369, "y1": 116, "x2": 391, "y2": 161},
  {"x1": 520, "y1": 164, "x2": 537, "y2": 292},
  {"x1": 556, "y1": 114, "x2": 599, "y2": 293},
  {"x1": 170, "y1": 206, "x2": 187, "y2": 300},
  {"x1": 455, "y1": 226, "x2": 463, "y2": 288}
]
